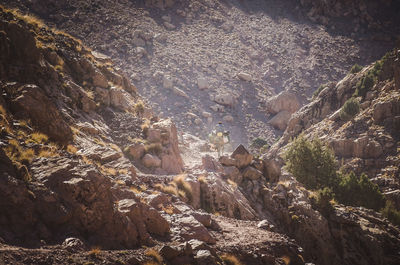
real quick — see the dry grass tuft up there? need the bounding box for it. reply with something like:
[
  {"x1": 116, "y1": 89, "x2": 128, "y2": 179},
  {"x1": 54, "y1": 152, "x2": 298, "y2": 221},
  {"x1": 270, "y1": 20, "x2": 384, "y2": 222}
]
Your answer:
[
  {"x1": 109, "y1": 143, "x2": 121, "y2": 152},
  {"x1": 88, "y1": 247, "x2": 101, "y2": 257},
  {"x1": 29, "y1": 132, "x2": 49, "y2": 144},
  {"x1": 173, "y1": 174, "x2": 193, "y2": 203},
  {"x1": 129, "y1": 186, "x2": 142, "y2": 194},
  {"x1": 227, "y1": 179, "x2": 238, "y2": 189},
  {"x1": 144, "y1": 143, "x2": 162, "y2": 155},
  {"x1": 161, "y1": 204, "x2": 175, "y2": 215},
  {"x1": 38, "y1": 149, "x2": 58, "y2": 158},
  {"x1": 279, "y1": 255, "x2": 291, "y2": 265},
  {"x1": 118, "y1": 168, "x2": 129, "y2": 175},
  {"x1": 67, "y1": 144, "x2": 78, "y2": 154},
  {"x1": 220, "y1": 253, "x2": 242, "y2": 265},
  {"x1": 198, "y1": 175, "x2": 208, "y2": 184},
  {"x1": 102, "y1": 167, "x2": 117, "y2": 176},
  {"x1": 155, "y1": 183, "x2": 178, "y2": 196},
  {"x1": 144, "y1": 248, "x2": 163, "y2": 264}
]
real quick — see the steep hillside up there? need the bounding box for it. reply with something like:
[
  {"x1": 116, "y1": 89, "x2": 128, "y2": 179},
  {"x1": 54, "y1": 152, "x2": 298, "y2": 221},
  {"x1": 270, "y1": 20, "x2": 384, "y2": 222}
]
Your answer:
[
  {"x1": 3, "y1": 0, "x2": 398, "y2": 147},
  {"x1": 261, "y1": 48, "x2": 400, "y2": 264},
  {"x1": 0, "y1": 6, "x2": 305, "y2": 265},
  {"x1": 1, "y1": 2, "x2": 400, "y2": 265}
]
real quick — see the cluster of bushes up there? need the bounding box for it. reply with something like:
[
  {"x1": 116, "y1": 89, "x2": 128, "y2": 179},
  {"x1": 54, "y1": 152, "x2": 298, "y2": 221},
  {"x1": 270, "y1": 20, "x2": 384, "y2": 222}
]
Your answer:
[
  {"x1": 250, "y1": 137, "x2": 270, "y2": 155},
  {"x1": 312, "y1": 84, "x2": 328, "y2": 99},
  {"x1": 339, "y1": 97, "x2": 360, "y2": 121},
  {"x1": 353, "y1": 53, "x2": 389, "y2": 98},
  {"x1": 284, "y1": 135, "x2": 398, "y2": 225},
  {"x1": 349, "y1": 64, "x2": 363, "y2": 74}
]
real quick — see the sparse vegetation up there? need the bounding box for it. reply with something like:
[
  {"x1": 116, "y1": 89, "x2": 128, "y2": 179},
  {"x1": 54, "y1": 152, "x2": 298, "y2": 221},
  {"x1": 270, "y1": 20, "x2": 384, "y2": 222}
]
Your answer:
[
  {"x1": 285, "y1": 135, "x2": 387, "y2": 214},
  {"x1": 144, "y1": 248, "x2": 162, "y2": 264},
  {"x1": 161, "y1": 204, "x2": 175, "y2": 215},
  {"x1": 155, "y1": 183, "x2": 178, "y2": 196},
  {"x1": 101, "y1": 167, "x2": 117, "y2": 176},
  {"x1": 38, "y1": 149, "x2": 59, "y2": 158},
  {"x1": 67, "y1": 144, "x2": 78, "y2": 154},
  {"x1": 381, "y1": 200, "x2": 400, "y2": 227},
  {"x1": 220, "y1": 253, "x2": 242, "y2": 265},
  {"x1": 144, "y1": 143, "x2": 162, "y2": 156},
  {"x1": 310, "y1": 187, "x2": 335, "y2": 216},
  {"x1": 313, "y1": 84, "x2": 328, "y2": 98},
  {"x1": 339, "y1": 97, "x2": 360, "y2": 121},
  {"x1": 354, "y1": 72, "x2": 375, "y2": 98},
  {"x1": 198, "y1": 175, "x2": 208, "y2": 184},
  {"x1": 227, "y1": 179, "x2": 238, "y2": 189},
  {"x1": 336, "y1": 172, "x2": 385, "y2": 211},
  {"x1": 284, "y1": 134, "x2": 337, "y2": 190},
  {"x1": 349, "y1": 64, "x2": 363, "y2": 74},
  {"x1": 154, "y1": 175, "x2": 193, "y2": 203},
  {"x1": 135, "y1": 101, "x2": 145, "y2": 116},
  {"x1": 173, "y1": 174, "x2": 193, "y2": 203},
  {"x1": 353, "y1": 53, "x2": 388, "y2": 97},
  {"x1": 29, "y1": 132, "x2": 49, "y2": 144},
  {"x1": 88, "y1": 247, "x2": 101, "y2": 257}
]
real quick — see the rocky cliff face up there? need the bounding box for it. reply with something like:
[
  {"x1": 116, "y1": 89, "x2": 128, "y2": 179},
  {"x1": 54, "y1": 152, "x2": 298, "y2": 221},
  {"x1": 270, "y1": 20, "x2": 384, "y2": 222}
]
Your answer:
[
  {"x1": 1, "y1": 2, "x2": 400, "y2": 265},
  {"x1": 3, "y1": 0, "x2": 397, "y2": 147},
  {"x1": 260, "y1": 48, "x2": 400, "y2": 264},
  {"x1": 0, "y1": 6, "x2": 305, "y2": 265}
]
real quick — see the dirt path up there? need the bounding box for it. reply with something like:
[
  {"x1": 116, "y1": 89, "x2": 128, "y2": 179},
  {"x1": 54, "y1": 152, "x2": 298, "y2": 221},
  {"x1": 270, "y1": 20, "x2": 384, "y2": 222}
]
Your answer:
[{"x1": 179, "y1": 132, "x2": 235, "y2": 170}]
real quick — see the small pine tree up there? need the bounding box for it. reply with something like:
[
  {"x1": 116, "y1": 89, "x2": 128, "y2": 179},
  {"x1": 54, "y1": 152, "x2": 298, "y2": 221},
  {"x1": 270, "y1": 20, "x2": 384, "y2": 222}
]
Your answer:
[
  {"x1": 381, "y1": 200, "x2": 400, "y2": 227},
  {"x1": 336, "y1": 172, "x2": 385, "y2": 211},
  {"x1": 284, "y1": 135, "x2": 337, "y2": 190},
  {"x1": 340, "y1": 97, "x2": 360, "y2": 121},
  {"x1": 350, "y1": 64, "x2": 363, "y2": 74}
]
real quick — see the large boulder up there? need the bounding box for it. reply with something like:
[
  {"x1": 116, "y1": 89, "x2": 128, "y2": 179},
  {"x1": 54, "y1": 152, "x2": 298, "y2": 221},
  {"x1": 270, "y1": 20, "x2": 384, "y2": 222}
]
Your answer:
[
  {"x1": 242, "y1": 166, "x2": 263, "y2": 181},
  {"x1": 231, "y1": 145, "x2": 253, "y2": 168},
  {"x1": 28, "y1": 157, "x2": 141, "y2": 249},
  {"x1": 269, "y1": 110, "x2": 292, "y2": 130},
  {"x1": 171, "y1": 215, "x2": 216, "y2": 244},
  {"x1": 92, "y1": 70, "x2": 109, "y2": 88},
  {"x1": 237, "y1": 72, "x2": 252, "y2": 81},
  {"x1": 8, "y1": 84, "x2": 72, "y2": 144},
  {"x1": 152, "y1": 118, "x2": 184, "y2": 174},
  {"x1": 142, "y1": 154, "x2": 162, "y2": 168},
  {"x1": 266, "y1": 91, "x2": 300, "y2": 114},
  {"x1": 118, "y1": 199, "x2": 170, "y2": 237},
  {"x1": 214, "y1": 93, "x2": 236, "y2": 107},
  {"x1": 126, "y1": 143, "x2": 145, "y2": 160},
  {"x1": 223, "y1": 166, "x2": 242, "y2": 184},
  {"x1": 198, "y1": 173, "x2": 257, "y2": 220},
  {"x1": 109, "y1": 86, "x2": 135, "y2": 111},
  {"x1": 197, "y1": 77, "x2": 209, "y2": 90}
]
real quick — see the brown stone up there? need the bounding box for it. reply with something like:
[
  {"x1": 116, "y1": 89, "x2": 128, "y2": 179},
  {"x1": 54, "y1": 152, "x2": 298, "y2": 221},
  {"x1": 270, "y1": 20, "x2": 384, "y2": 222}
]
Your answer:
[
  {"x1": 231, "y1": 144, "x2": 253, "y2": 168},
  {"x1": 9, "y1": 84, "x2": 72, "y2": 144}
]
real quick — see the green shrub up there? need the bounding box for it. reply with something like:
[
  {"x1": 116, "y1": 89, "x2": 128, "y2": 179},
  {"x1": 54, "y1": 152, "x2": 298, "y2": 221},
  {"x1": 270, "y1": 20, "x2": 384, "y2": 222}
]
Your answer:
[
  {"x1": 340, "y1": 97, "x2": 360, "y2": 121},
  {"x1": 313, "y1": 84, "x2": 327, "y2": 98},
  {"x1": 381, "y1": 200, "x2": 400, "y2": 227},
  {"x1": 251, "y1": 137, "x2": 268, "y2": 149},
  {"x1": 350, "y1": 64, "x2": 363, "y2": 74},
  {"x1": 335, "y1": 172, "x2": 385, "y2": 211},
  {"x1": 354, "y1": 73, "x2": 375, "y2": 98},
  {"x1": 311, "y1": 187, "x2": 335, "y2": 216},
  {"x1": 284, "y1": 135, "x2": 337, "y2": 190}
]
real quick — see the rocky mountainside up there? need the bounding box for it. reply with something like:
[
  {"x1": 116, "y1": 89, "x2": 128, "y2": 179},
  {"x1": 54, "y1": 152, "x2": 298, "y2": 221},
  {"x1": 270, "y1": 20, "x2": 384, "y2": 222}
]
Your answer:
[
  {"x1": 1, "y1": 2, "x2": 400, "y2": 265},
  {"x1": 0, "y1": 5, "x2": 304, "y2": 265},
  {"x1": 3, "y1": 0, "x2": 399, "y2": 147}
]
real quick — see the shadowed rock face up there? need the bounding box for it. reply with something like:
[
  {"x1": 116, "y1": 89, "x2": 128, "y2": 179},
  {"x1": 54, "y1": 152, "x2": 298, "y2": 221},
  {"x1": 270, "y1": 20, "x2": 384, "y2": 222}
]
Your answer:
[{"x1": 8, "y1": 84, "x2": 73, "y2": 145}]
